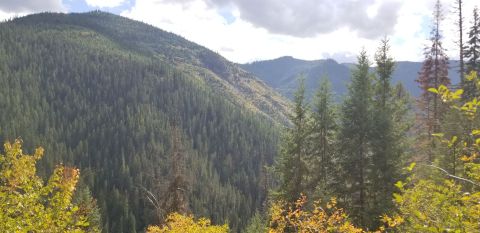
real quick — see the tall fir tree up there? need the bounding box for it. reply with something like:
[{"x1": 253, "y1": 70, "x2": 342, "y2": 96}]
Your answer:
[
  {"x1": 337, "y1": 50, "x2": 373, "y2": 228},
  {"x1": 309, "y1": 77, "x2": 337, "y2": 199},
  {"x1": 73, "y1": 185, "x2": 102, "y2": 233},
  {"x1": 416, "y1": 0, "x2": 450, "y2": 161},
  {"x1": 465, "y1": 7, "x2": 480, "y2": 74},
  {"x1": 370, "y1": 39, "x2": 410, "y2": 226},
  {"x1": 463, "y1": 7, "x2": 479, "y2": 98},
  {"x1": 275, "y1": 77, "x2": 311, "y2": 203}
]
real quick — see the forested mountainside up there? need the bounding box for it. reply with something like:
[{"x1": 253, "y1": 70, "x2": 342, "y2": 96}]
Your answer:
[
  {"x1": 241, "y1": 56, "x2": 460, "y2": 99},
  {"x1": 0, "y1": 11, "x2": 289, "y2": 232}
]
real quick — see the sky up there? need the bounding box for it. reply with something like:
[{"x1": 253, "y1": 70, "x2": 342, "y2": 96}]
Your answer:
[{"x1": 0, "y1": 0, "x2": 478, "y2": 63}]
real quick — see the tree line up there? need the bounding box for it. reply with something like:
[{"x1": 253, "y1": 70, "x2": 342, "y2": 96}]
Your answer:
[{"x1": 268, "y1": 0, "x2": 480, "y2": 232}]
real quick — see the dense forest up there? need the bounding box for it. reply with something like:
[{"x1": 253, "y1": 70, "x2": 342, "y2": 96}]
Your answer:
[
  {"x1": 1, "y1": 0, "x2": 480, "y2": 232},
  {"x1": 0, "y1": 11, "x2": 286, "y2": 232}
]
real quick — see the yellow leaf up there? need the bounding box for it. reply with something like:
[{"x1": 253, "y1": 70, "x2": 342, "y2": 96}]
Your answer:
[
  {"x1": 428, "y1": 87, "x2": 438, "y2": 94},
  {"x1": 407, "y1": 162, "x2": 416, "y2": 172}
]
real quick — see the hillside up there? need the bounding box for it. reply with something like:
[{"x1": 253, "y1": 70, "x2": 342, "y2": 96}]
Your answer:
[
  {"x1": 241, "y1": 56, "x2": 461, "y2": 99},
  {"x1": 0, "y1": 11, "x2": 289, "y2": 232}
]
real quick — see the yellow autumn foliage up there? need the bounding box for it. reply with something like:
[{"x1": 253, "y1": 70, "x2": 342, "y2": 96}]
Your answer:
[
  {"x1": 268, "y1": 194, "x2": 365, "y2": 233},
  {"x1": 146, "y1": 212, "x2": 229, "y2": 233},
  {"x1": 0, "y1": 139, "x2": 91, "y2": 232}
]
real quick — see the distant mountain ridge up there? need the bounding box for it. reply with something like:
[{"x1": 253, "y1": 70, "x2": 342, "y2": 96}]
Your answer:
[{"x1": 241, "y1": 56, "x2": 461, "y2": 99}]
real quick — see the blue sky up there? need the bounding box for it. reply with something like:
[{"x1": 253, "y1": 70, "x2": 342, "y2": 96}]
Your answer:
[
  {"x1": 1, "y1": 0, "x2": 478, "y2": 63},
  {"x1": 62, "y1": 0, "x2": 133, "y2": 14}
]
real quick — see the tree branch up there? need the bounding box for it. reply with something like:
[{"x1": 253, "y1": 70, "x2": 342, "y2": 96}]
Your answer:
[{"x1": 423, "y1": 163, "x2": 480, "y2": 187}]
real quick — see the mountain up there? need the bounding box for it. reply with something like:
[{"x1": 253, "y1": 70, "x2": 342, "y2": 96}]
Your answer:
[
  {"x1": 241, "y1": 56, "x2": 461, "y2": 99},
  {"x1": 0, "y1": 11, "x2": 290, "y2": 232}
]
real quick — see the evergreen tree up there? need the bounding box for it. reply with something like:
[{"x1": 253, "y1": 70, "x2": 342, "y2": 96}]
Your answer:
[
  {"x1": 416, "y1": 0, "x2": 450, "y2": 161},
  {"x1": 374, "y1": 38, "x2": 396, "y2": 107},
  {"x1": 463, "y1": 7, "x2": 480, "y2": 98},
  {"x1": 309, "y1": 77, "x2": 337, "y2": 198},
  {"x1": 73, "y1": 185, "x2": 102, "y2": 233},
  {"x1": 243, "y1": 212, "x2": 267, "y2": 233},
  {"x1": 337, "y1": 50, "x2": 373, "y2": 228},
  {"x1": 275, "y1": 77, "x2": 310, "y2": 203},
  {"x1": 465, "y1": 7, "x2": 480, "y2": 73},
  {"x1": 370, "y1": 39, "x2": 409, "y2": 225}
]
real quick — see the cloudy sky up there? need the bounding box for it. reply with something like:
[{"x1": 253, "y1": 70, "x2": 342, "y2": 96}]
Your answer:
[{"x1": 0, "y1": 0, "x2": 478, "y2": 63}]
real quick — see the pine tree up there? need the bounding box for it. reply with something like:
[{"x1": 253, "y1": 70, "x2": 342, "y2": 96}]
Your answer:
[
  {"x1": 374, "y1": 38, "x2": 395, "y2": 107},
  {"x1": 463, "y1": 7, "x2": 480, "y2": 98},
  {"x1": 309, "y1": 77, "x2": 337, "y2": 198},
  {"x1": 370, "y1": 39, "x2": 408, "y2": 226},
  {"x1": 416, "y1": 0, "x2": 450, "y2": 161},
  {"x1": 337, "y1": 50, "x2": 373, "y2": 227},
  {"x1": 465, "y1": 7, "x2": 480, "y2": 73},
  {"x1": 73, "y1": 185, "x2": 102, "y2": 233},
  {"x1": 275, "y1": 77, "x2": 311, "y2": 203}
]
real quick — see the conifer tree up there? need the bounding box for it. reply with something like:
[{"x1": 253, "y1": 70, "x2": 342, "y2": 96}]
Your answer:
[
  {"x1": 73, "y1": 185, "x2": 102, "y2": 233},
  {"x1": 337, "y1": 50, "x2": 373, "y2": 227},
  {"x1": 276, "y1": 77, "x2": 310, "y2": 203},
  {"x1": 463, "y1": 7, "x2": 479, "y2": 98},
  {"x1": 370, "y1": 39, "x2": 409, "y2": 225},
  {"x1": 309, "y1": 77, "x2": 337, "y2": 198},
  {"x1": 465, "y1": 7, "x2": 480, "y2": 73},
  {"x1": 416, "y1": 0, "x2": 450, "y2": 160},
  {"x1": 374, "y1": 38, "x2": 395, "y2": 107}
]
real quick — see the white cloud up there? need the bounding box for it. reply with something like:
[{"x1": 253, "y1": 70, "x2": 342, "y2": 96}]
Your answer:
[
  {"x1": 0, "y1": 10, "x2": 28, "y2": 22},
  {"x1": 442, "y1": 0, "x2": 479, "y2": 61},
  {"x1": 0, "y1": 0, "x2": 65, "y2": 12},
  {"x1": 122, "y1": 0, "x2": 396, "y2": 63},
  {"x1": 158, "y1": 0, "x2": 403, "y2": 39},
  {"x1": 85, "y1": 0, "x2": 126, "y2": 8},
  {"x1": 0, "y1": 0, "x2": 65, "y2": 21},
  {"x1": 119, "y1": 0, "x2": 479, "y2": 63}
]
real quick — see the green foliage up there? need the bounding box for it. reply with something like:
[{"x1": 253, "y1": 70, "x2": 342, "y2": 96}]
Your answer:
[
  {"x1": 273, "y1": 47, "x2": 412, "y2": 230},
  {"x1": 309, "y1": 77, "x2": 338, "y2": 199},
  {"x1": 0, "y1": 12, "x2": 280, "y2": 232},
  {"x1": 0, "y1": 140, "x2": 90, "y2": 232},
  {"x1": 394, "y1": 177, "x2": 480, "y2": 232},
  {"x1": 275, "y1": 77, "x2": 311, "y2": 203},
  {"x1": 243, "y1": 212, "x2": 267, "y2": 233},
  {"x1": 390, "y1": 71, "x2": 480, "y2": 232},
  {"x1": 336, "y1": 49, "x2": 374, "y2": 227},
  {"x1": 369, "y1": 39, "x2": 412, "y2": 226},
  {"x1": 334, "y1": 46, "x2": 411, "y2": 229},
  {"x1": 464, "y1": 7, "x2": 480, "y2": 75},
  {"x1": 73, "y1": 185, "x2": 102, "y2": 233}
]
